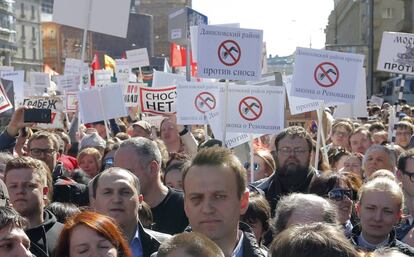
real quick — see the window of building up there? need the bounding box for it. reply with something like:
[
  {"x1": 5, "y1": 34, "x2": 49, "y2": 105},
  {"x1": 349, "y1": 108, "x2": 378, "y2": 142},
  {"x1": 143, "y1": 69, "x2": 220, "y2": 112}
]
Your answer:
[
  {"x1": 32, "y1": 27, "x2": 36, "y2": 40},
  {"x1": 31, "y1": 5, "x2": 35, "y2": 20},
  {"x1": 49, "y1": 47, "x2": 57, "y2": 57},
  {"x1": 20, "y1": 3, "x2": 25, "y2": 18},
  {"x1": 22, "y1": 47, "x2": 26, "y2": 59},
  {"x1": 382, "y1": 8, "x2": 393, "y2": 19},
  {"x1": 33, "y1": 48, "x2": 36, "y2": 60},
  {"x1": 21, "y1": 25, "x2": 25, "y2": 39}
]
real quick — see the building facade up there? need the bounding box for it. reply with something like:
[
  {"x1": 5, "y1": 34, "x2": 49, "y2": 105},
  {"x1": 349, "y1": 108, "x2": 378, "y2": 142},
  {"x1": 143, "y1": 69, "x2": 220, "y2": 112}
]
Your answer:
[
  {"x1": 12, "y1": 0, "x2": 42, "y2": 72},
  {"x1": 0, "y1": 0, "x2": 16, "y2": 66}
]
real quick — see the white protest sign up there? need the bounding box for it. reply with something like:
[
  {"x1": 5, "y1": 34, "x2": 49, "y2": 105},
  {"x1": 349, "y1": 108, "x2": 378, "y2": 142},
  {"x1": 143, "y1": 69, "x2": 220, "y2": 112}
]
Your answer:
[
  {"x1": 284, "y1": 75, "x2": 323, "y2": 115},
  {"x1": 333, "y1": 68, "x2": 368, "y2": 118},
  {"x1": 65, "y1": 93, "x2": 78, "y2": 112},
  {"x1": 197, "y1": 25, "x2": 263, "y2": 81},
  {"x1": 53, "y1": 0, "x2": 130, "y2": 38},
  {"x1": 21, "y1": 96, "x2": 64, "y2": 129},
  {"x1": 78, "y1": 85, "x2": 127, "y2": 124},
  {"x1": 152, "y1": 71, "x2": 189, "y2": 88},
  {"x1": 139, "y1": 86, "x2": 176, "y2": 115},
  {"x1": 126, "y1": 48, "x2": 150, "y2": 69},
  {"x1": 94, "y1": 69, "x2": 113, "y2": 86},
  {"x1": 377, "y1": 32, "x2": 414, "y2": 75},
  {"x1": 56, "y1": 74, "x2": 79, "y2": 92},
  {"x1": 0, "y1": 66, "x2": 14, "y2": 74},
  {"x1": 1, "y1": 71, "x2": 24, "y2": 104},
  {"x1": 64, "y1": 58, "x2": 82, "y2": 75},
  {"x1": 176, "y1": 82, "x2": 220, "y2": 125},
  {"x1": 115, "y1": 59, "x2": 130, "y2": 84},
  {"x1": 142, "y1": 115, "x2": 165, "y2": 129},
  {"x1": 0, "y1": 82, "x2": 12, "y2": 113},
  {"x1": 29, "y1": 72, "x2": 50, "y2": 89},
  {"x1": 123, "y1": 83, "x2": 144, "y2": 107},
  {"x1": 291, "y1": 47, "x2": 364, "y2": 104},
  {"x1": 370, "y1": 95, "x2": 384, "y2": 106},
  {"x1": 225, "y1": 84, "x2": 285, "y2": 134},
  {"x1": 81, "y1": 63, "x2": 91, "y2": 89}
]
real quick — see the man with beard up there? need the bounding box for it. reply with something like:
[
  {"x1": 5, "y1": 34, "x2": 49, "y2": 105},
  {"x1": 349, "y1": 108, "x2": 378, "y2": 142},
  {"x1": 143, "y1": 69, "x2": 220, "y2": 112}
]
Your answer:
[{"x1": 255, "y1": 126, "x2": 318, "y2": 215}]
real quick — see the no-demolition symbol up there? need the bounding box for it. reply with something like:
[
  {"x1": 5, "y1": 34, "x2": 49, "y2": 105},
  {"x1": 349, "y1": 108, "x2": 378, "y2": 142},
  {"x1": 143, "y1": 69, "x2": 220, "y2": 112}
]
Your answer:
[
  {"x1": 314, "y1": 62, "x2": 339, "y2": 87},
  {"x1": 218, "y1": 40, "x2": 241, "y2": 66},
  {"x1": 239, "y1": 96, "x2": 262, "y2": 121},
  {"x1": 195, "y1": 92, "x2": 216, "y2": 113}
]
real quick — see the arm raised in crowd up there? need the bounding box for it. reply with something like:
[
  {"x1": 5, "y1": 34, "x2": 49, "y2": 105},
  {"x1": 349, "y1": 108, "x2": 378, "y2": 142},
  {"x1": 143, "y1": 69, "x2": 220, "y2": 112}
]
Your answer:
[{"x1": 0, "y1": 107, "x2": 32, "y2": 152}]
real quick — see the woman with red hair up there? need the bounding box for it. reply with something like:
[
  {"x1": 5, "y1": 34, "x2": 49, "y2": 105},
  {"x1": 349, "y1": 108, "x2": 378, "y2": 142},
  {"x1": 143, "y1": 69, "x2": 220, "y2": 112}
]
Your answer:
[{"x1": 54, "y1": 211, "x2": 132, "y2": 257}]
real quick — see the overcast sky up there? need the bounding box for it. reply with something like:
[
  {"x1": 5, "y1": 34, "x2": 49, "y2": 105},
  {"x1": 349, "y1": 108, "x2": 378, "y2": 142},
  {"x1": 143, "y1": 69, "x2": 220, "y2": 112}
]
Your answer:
[{"x1": 192, "y1": 0, "x2": 334, "y2": 57}]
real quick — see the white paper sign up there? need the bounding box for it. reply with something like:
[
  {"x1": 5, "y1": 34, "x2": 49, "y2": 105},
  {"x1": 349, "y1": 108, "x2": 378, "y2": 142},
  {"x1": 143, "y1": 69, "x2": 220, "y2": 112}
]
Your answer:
[
  {"x1": 21, "y1": 96, "x2": 64, "y2": 129},
  {"x1": 123, "y1": 83, "x2": 144, "y2": 107},
  {"x1": 126, "y1": 48, "x2": 150, "y2": 69},
  {"x1": 64, "y1": 58, "x2": 83, "y2": 75},
  {"x1": 139, "y1": 86, "x2": 176, "y2": 115},
  {"x1": 370, "y1": 95, "x2": 384, "y2": 106},
  {"x1": 225, "y1": 84, "x2": 285, "y2": 134},
  {"x1": 284, "y1": 75, "x2": 323, "y2": 115},
  {"x1": 142, "y1": 115, "x2": 164, "y2": 129},
  {"x1": 115, "y1": 59, "x2": 130, "y2": 84},
  {"x1": 377, "y1": 32, "x2": 414, "y2": 75},
  {"x1": 291, "y1": 47, "x2": 364, "y2": 104},
  {"x1": 0, "y1": 82, "x2": 12, "y2": 113},
  {"x1": 29, "y1": 72, "x2": 50, "y2": 89},
  {"x1": 176, "y1": 82, "x2": 220, "y2": 125},
  {"x1": 56, "y1": 75, "x2": 79, "y2": 92},
  {"x1": 94, "y1": 69, "x2": 113, "y2": 86},
  {"x1": 0, "y1": 66, "x2": 14, "y2": 73},
  {"x1": 197, "y1": 25, "x2": 263, "y2": 81},
  {"x1": 78, "y1": 85, "x2": 127, "y2": 124},
  {"x1": 1, "y1": 71, "x2": 24, "y2": 104},
  {"x1": 152, "y1": 71, "x2": 188, "y2": 88},
  {"x1": 53, "y1": 0, "x2": 130, "y2": 38},
  {"x1": 65, "y1": 93, "x2": 78, "y2": 112}
]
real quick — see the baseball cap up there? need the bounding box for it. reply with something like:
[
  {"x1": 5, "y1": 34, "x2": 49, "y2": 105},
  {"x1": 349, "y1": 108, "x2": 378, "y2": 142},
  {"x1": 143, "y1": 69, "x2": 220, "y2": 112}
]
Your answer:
[{"x1": 132, "y1": 120, "x2": 152, "y2": 135}]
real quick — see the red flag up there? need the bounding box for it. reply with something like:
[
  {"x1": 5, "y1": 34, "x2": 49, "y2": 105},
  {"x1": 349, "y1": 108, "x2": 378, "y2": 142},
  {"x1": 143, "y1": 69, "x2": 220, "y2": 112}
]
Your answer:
[
  {"x1": 91, "y1": 52, "x2": 100, "y2": 86},
  {"x1": 170, "y1": 43, "x2": 198, "y2": 77}
]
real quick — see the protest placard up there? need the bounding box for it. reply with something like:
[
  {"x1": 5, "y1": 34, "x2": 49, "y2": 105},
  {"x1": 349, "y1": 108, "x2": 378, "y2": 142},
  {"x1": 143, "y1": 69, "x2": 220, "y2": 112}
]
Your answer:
[
  {"x1": 152, "y1": 71, "x2": 189, "y2": 88},
  {"x1": 115, "y1": 59, "x2": 130, "y2": 84},
  {"x1": 142, "y1": 115, "x2": 165, "y2": 129},
  {"x1": 29, "y1": 72, "x2": 50, "y2": 89},
  {"x1": 56, "y1": 74, "x2": 80, "y2": 92},
  {"x1": 64, "y1": 58, "x2": 83, "y2": 75},
  {"x1": 284, "y1": 75, "x2": 323, "y2": 115},
  {"x1": 291, "y1": 47, "x2": 364, "y2": 104},
  {"x1": 139, "y1": 86, "x2": 176, "y2": 115},
  {"x1": 1, "y1": 71, "x2": 24, "y2": 104},
  {"x1": 370, "y1": 95, "x2": 384, "y2": 107},
  {"x1": 0, "y1": 82, "x2": 12, "y2": 113},
  {"x1": 94, "y1": 69, "x2": 113, "y2": 86},
  {"x1": 377, "y1": 32, "x2": 414, "y2": 75},
  {"x1": 126, "y1": 48, "x2": 150, "y2": 69},
  {"x1": 197, "y1": 25, "x2": 263, "y2": 81},
  {"x1": 21, "y1": 96, "x2": 64, "y2": 129},
  {"x1": 65, "y1": 93, "x2": 78, "y2": 112},
  {"x1": 78, "y1": 85, "x2": 127, "y2": 124},
  {"x1": 176, "y1": 82, "x2": 220, "y2": 125},
  {"x1": 225, "y1": 84, "x2": 285, "y2": 134},
  {"x1": 0, "y1": 66, "x2": 13, "y2": 74},
  {"x1": 123, "y1": 83, "x2": 144, "y2": 107}
]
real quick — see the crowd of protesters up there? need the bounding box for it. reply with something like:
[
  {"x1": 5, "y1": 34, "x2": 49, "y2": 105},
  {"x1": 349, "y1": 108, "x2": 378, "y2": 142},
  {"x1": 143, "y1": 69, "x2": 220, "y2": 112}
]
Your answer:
[{"x1": 1, "y1": 100, "x2": 414, "y2": 257}]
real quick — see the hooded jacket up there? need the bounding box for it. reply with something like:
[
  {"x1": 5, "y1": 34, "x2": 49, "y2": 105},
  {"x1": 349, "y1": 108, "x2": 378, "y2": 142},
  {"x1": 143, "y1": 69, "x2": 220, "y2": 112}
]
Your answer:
[{"x1": 25, "y1": 210, "x2": 63, "y2": 257}]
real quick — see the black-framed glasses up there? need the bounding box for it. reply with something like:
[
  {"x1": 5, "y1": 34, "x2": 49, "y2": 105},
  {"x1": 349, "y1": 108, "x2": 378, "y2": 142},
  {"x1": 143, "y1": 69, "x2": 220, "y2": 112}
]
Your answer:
[
  {"x1": 401, "y1": 169, "x2": 414, "y2": 183},
  {"x1": 327, "y1": 189, "x2": 352, "y2": 201},
  {"x1": 30, "y1": 148, "x2": 56, "y2": 157},
  {"x1": 244, "y1": 162, "x2": 260, "y2": 171}
]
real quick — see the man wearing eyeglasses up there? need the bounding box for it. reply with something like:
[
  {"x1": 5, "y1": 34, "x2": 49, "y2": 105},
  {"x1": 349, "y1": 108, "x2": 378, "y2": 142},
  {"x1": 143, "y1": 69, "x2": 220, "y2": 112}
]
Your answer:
[
  {"x1": 255, "y1": 126, "x2": 318, "y2": 215},
  {"x1": 396, "y1": 149, "x2": 414, "y2": 244}
]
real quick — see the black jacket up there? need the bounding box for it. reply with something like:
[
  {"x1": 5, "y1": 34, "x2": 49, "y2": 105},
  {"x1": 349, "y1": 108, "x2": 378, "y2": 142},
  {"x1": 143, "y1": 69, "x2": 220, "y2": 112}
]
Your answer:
[
  {"x1": 239, "y1": 222, "x2": 267, "y2": 257},
  {"x1": 139, "y1": 222, "x2": 170, "y2": 257},
  {"x1": 350, "y1": 225, "x2": 414, "y2": 256},
  {"x1": 25, "y1": 210, "x2": 63, "y2": 257}
]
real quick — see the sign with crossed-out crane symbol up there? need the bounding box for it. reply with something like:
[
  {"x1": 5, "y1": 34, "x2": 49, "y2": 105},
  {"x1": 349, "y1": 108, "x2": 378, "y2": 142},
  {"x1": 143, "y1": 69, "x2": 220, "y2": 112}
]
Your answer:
[
  {"x1": 218, "y1": 40, "x2": 241, "y2": 66},
  {"x1": 195, "y1": 92, "x2": 216, "y2": 113},
  {"x1": 313, "y1": 62, "x2": 339, "y2": 88},
  {"x1": 238, "y1": 96, "x2": 263, "y2": 121}
]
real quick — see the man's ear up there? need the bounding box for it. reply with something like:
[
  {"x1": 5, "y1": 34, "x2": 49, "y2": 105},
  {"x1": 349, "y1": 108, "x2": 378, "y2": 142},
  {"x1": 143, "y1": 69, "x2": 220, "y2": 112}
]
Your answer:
[
  {"x1": 240, "y1": 190, "x2": 250, "y2": 215},
  {"x1": 396, "y1": 170, "x2": 404, "y2": 181},
  {"x1": 355, "y1": 201, "x2": 361, "y2": 217},
  {"x1": 149, "y1": 160, "x2": 160, "y2": 176}
]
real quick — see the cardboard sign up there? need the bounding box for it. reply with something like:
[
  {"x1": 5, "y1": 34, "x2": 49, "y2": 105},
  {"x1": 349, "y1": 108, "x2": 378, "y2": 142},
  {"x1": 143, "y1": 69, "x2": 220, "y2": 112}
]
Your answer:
[
  {"x1": 56, "y1": 74, "x2": 79, "y2": 92},
  {"x1": 65, "y1": 93, "x2": 78, "y2": 112},
  {"x1": 53, "y1": 0, "x2": 130, "y2": 38},
  {"x1": 225, "y1": 84, "x2": 285, "y2": 134},
  {"x1": 29, "y1": 72, "x2": 50, "y2": 89},
  {"x1": 197, "y1": 25, "x2": 263, "y2": 81},
  {"x1": 176, "y1": 82, "x2": 220, "y2": 125},
  {"x1": 139, "y1": 86, "x2": 177, "y2": 115},
  {"x1": 370, "y1": 95, "x2": 384, "y2": 107},
  {"x1": 0, "y1": 82, "x2": 12, "y2": 113},
  {"x1": 78, "y1": 85, "x2": 127, "y2": 124},
  {"x1": 291, "y1": 47, "x2": 364, "y2": 104},
  {"x1": 21, "y1": 96, "x2": 64, "y2": 129},
  {"x1": 126, "y1": 48, "x2": 150, "y2": 69},
  {"x1": 123, "y1": 83, "x2": 144, "y2": 107},
  {"x1": 115, "y1": 59, "x2": 130, "y2": 84},
  {"x1": 284, "y1": 75, "x2": 323, "y2": 115},
  {"x1": 377, "y1": 32, "x2": 414, "y2": 75},
  {"x1": 94, "y1": 69, "x2": 113, "y2": 86},
  {"x1": 1, "y1": 71, "x2": 24, "y2": 104}
]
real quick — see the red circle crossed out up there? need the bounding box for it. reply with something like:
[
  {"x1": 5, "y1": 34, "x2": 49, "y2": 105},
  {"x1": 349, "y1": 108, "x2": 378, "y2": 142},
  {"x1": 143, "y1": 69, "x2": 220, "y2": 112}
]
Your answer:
[
  {"x1": 218, "y1": 40, "x2": 241, "y2": 66},
  {"x1": 238, "y1": 96, "x2": 263, "y2": 121},
  {"x1": 195, "y1": 92, "x2": 216, "y2": 113},
  {"x1": 313, "y1": 62, "x2": 340, "y2": 88}
]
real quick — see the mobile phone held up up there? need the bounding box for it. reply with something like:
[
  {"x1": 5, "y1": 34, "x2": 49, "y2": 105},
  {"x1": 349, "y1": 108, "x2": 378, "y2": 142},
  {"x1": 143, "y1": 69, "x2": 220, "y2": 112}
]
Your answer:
[{"x1": 23, "y1": 109, "x2": 52, "y2": 123}]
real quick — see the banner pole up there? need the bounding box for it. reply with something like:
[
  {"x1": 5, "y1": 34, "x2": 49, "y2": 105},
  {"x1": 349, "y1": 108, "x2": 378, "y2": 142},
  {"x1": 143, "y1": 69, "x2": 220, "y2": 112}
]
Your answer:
[
  {"x1": 250, "y1": 134, "x2": 255, "y2": 183},
  {"x1": 314, "y1": 107, "x2": 323, "y2": 169},
  {"x1": 222, "y1": 80, "x2": 229, "y2": 146}
]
